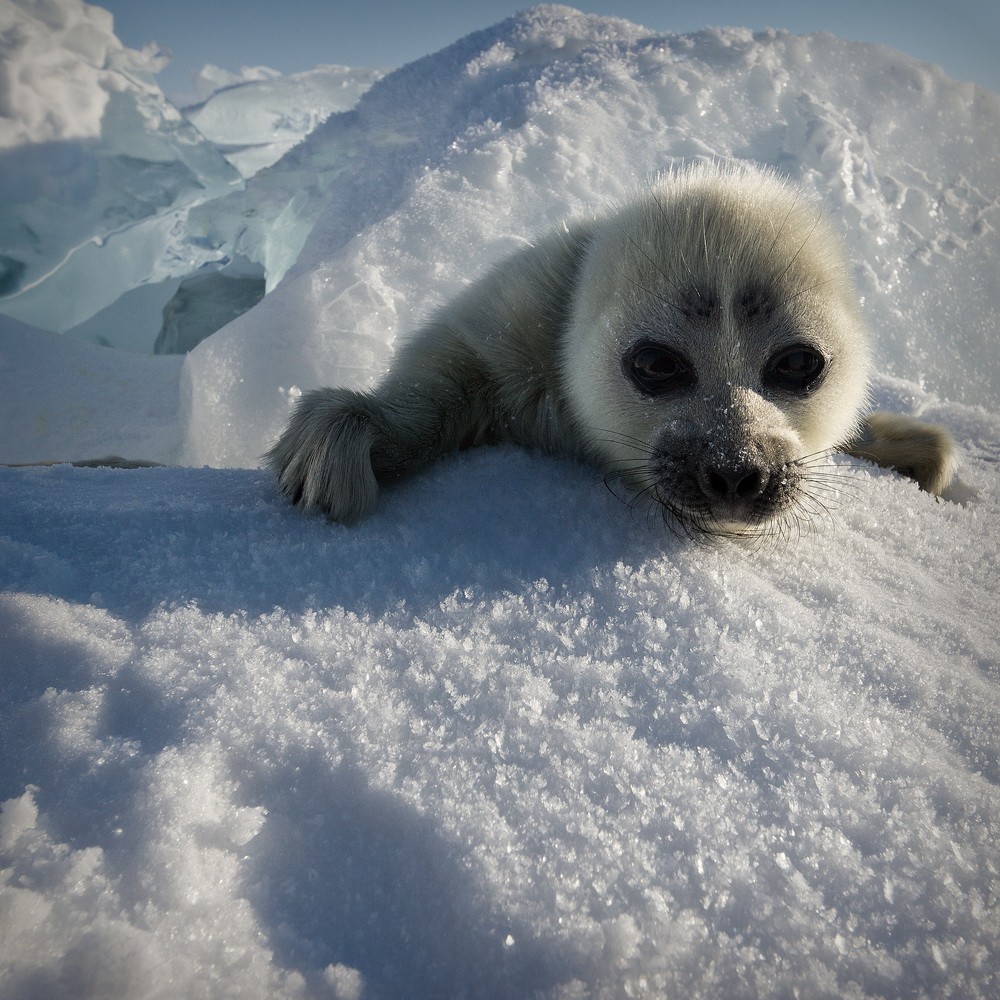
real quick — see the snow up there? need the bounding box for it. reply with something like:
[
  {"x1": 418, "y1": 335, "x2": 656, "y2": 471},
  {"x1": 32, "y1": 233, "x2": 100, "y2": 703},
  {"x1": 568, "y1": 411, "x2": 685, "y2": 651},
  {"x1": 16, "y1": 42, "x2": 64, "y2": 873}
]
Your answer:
[
  {"x1": 2, "y1": 4, "x2": 999, "y2": 999},
  {"x1": 0, "y1": 316, "x2": 182, "y2": 464},
  {"x1": 0, "y1": 0, "x2": 168, "y2": 147}
]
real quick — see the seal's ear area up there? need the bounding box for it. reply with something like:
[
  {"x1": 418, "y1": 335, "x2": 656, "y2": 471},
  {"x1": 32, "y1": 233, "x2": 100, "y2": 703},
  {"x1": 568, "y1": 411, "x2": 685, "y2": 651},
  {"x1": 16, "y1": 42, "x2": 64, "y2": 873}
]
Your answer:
[
  {"x1": 265, "y1": 387, "x2": 380, "y2": 524},
  {"x1": 842, "y1": 411, "x2": 957, "y2": 496}
]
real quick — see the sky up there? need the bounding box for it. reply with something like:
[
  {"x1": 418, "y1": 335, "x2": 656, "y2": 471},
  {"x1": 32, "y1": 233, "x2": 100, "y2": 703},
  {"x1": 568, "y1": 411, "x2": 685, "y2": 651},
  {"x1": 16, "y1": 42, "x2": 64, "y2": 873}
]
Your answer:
[{"x1": 100, "y1": 0, "x2": 1000, "y2": 106}]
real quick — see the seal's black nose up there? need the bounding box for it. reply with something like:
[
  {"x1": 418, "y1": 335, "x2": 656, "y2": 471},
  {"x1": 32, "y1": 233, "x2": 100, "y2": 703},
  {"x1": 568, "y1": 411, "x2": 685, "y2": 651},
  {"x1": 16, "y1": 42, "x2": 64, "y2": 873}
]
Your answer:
[{"x1": 699, "y1": 464, "x2": 768, "y2": 503}]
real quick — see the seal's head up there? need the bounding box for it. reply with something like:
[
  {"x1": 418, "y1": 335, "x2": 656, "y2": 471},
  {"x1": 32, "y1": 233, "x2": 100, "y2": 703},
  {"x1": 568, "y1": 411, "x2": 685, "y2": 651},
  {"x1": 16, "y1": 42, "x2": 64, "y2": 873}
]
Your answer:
[{"x1": 563, "y1": 163, "x2": 871, "y2": 535}]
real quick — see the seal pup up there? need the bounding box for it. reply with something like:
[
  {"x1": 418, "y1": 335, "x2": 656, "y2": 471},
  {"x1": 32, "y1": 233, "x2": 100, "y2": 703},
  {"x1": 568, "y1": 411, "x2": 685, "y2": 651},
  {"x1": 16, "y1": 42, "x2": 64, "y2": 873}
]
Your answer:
[{"x1": 266, "y1": 162, "x2": 956, "y2": 532}]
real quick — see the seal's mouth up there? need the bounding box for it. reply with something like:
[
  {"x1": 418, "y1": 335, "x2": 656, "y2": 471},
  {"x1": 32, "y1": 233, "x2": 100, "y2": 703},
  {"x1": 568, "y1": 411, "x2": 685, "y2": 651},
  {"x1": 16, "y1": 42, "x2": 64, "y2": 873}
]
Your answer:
[
  {"x1": 645, "y1": 446, "x2": 802, "y2": 534},
  {"x1": 597, "y1": 428, "x2": 829, "y2": 537},
  {"x1": 655, "y1": 484, "x2": 799, "y2": 536}
]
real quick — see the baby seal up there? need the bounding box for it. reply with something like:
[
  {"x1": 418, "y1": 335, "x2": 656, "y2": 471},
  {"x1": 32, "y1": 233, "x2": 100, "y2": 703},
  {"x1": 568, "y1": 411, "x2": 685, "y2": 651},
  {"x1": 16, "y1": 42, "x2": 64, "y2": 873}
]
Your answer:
[{"x1": 266, "y1": 162, "x2": 955, "y2": 532}]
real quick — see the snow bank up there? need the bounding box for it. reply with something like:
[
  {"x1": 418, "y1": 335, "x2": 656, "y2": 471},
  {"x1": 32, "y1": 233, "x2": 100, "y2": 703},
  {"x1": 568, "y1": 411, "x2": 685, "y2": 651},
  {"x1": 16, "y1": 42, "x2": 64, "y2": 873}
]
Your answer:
[{"x1": 1, "y1": 5, "x2": 999, "y2": 999}]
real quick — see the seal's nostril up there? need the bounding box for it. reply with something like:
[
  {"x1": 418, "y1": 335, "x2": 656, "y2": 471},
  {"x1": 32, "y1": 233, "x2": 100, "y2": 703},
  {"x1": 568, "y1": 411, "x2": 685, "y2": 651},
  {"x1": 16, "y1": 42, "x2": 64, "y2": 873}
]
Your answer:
[
  {"x1": 707, "y1": 470, "x2": 729, "y2": 498},
  {"x1": 736, "y1": 469, "x2": 764, "y2": 500},
  {"x1": 701, "y1": 465, "x2": 768, "y2": 502}
]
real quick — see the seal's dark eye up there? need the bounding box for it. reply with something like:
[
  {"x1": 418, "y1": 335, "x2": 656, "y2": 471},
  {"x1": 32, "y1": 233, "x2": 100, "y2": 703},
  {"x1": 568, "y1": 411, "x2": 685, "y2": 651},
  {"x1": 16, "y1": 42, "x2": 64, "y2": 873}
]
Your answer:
[
  {"x1": 764, "y1": 345, "x2": 826, "y2": 394},
  {"x1": 622, "y1": 340, "x2": 694, "y2": 396}
]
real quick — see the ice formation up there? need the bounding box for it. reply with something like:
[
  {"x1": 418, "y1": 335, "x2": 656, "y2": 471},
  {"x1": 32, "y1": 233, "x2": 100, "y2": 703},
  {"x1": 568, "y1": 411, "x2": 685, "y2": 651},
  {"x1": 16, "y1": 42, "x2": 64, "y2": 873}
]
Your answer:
[
  {"x1": 1, "y1": 4, "x2": 998, "y2": 999},
  {"x1": 0, "y1": 0, "x2": 169, "y2": 147},
  {"x1": 186, "y1": 64, "x2": 387, "y2": 177},
  {"x1": 0, "y1": 0, "x2": 239, "y2": 338},
  {"x1": 0, "y1": 0, "x2": 380, "y2": 351}
]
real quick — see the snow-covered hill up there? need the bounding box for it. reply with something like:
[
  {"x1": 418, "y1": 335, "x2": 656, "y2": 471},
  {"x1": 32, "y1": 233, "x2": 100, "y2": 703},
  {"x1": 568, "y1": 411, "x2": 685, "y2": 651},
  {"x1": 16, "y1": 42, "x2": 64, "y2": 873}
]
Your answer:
[{"x1": 1, "y1": 5, "x2": 998, "y2": 999}]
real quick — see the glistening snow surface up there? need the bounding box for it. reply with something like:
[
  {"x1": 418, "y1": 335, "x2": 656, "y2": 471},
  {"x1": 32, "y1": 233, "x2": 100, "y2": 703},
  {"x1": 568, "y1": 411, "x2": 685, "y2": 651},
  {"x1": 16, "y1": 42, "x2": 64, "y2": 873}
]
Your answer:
[{"x1": 1, "y1": 4, "x2": 999, "y2": 1000}]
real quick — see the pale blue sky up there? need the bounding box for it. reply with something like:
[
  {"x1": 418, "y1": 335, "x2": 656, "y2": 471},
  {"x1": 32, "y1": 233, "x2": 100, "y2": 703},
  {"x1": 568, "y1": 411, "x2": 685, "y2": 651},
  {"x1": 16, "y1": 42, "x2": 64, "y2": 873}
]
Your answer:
[{"x1": 101, "y1": 0, "x2": 1000, "y2": 105}]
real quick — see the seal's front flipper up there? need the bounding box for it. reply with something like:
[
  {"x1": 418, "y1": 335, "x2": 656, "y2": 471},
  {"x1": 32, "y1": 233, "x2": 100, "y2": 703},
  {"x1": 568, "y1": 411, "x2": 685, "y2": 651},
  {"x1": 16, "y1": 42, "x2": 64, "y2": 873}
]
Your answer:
[{"x1": 842, "y1": 412, "x2": 957, "y2": 495}]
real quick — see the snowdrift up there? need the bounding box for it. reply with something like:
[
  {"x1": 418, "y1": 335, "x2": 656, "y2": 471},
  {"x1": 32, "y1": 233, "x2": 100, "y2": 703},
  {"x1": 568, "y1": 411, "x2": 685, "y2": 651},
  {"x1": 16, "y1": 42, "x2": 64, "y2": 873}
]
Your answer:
[{"x1": 2, "y1": 5, "x2": 999, "y2": 999}]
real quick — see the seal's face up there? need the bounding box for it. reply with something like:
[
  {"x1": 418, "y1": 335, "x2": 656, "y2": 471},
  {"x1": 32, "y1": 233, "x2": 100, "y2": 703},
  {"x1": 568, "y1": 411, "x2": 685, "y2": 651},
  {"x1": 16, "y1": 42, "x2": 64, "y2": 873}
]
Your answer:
[
  {"x1": 563, "y1": 165, "x2": 871, "y2": 535},
  {"x1": 617, "y1": 331, "x2": 831, "y2": 532}
]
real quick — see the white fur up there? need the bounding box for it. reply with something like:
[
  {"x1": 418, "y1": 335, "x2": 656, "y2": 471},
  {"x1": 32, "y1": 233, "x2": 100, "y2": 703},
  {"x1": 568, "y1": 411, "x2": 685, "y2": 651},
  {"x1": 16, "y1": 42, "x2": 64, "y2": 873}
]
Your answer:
[{"x1": 564, "y1": 163, "x2": 870, "y2": 466}]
